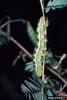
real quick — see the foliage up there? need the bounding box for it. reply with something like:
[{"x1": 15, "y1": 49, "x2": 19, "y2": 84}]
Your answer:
[
  {"x1": 0, "y1": 35, "x2": 7, "y2": 45},
  {"x1": 0, "y1": 1, "x2": 67, "y2": 99},
  {"x1": 26, "y1": 22, "x2": 37, "y2": 45},
  {"x1": 0, "y1": 17, "x2": 67, "y2": 99},
  {"x1": 21, "y1": 49, "x2": 64, "y2": 99}
]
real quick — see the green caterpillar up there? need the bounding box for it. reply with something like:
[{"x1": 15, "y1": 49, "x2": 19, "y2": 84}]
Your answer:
[{"x1": 33, "y1": 16, "x2": 48, "y2": 77}]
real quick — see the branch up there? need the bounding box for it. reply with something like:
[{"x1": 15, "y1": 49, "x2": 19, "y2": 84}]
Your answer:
[
  {"x1": 9, "y1": 37, "x2": 33, "y2": 59},
  {"x1": 47, "y1": 66, "x2": 67, "y2": 85},
  {"x1": 9, "y1": 36, "x2": 67, "y2": 86}
]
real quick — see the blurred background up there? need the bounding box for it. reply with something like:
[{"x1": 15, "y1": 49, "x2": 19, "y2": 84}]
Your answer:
[{"x1": 0, "y1": 0, "x2": 67, "y2": 99}]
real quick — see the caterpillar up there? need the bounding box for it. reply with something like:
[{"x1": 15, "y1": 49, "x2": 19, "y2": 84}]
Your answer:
[{"x1": 33, "y1": 16, "x2": 48, "y2": 77}]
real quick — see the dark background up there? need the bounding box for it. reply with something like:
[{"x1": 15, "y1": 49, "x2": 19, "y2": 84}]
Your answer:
[{"x1": 0, "y1": 0, "x2": 67, "y2": 99}]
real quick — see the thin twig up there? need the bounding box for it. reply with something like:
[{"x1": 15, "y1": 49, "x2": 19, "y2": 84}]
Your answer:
[
  {"x1": 0, "y1": 28, "x2": 67, "y2": 87},
  {"x1": 47, "y1": 66, "x2": 67, "y2": 85},
  {"x1": 9, "y1": 37, "x2": 33, "y2": 59},
  {"x1": 0, "y1": 19, "x2": 27, "y2": 29},
  {"x1": 2, "y1": 30, "x2": 62, "y2": 86},
  {"x1": 9, "y1": 36, "x2": 67, "y2": 86},
  {"x1": 12, "y1": 51, "x2": 22, "y2": 66},
  {"x1": 58, "y1": 84, "x2": 67, "y2": 93},
  {"x1": 12, "y1": 51, "x2": 27, "y2": 66}
]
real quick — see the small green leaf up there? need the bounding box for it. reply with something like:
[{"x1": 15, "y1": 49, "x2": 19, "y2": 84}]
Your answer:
[
  {"x1": 47, "y1": 90, "x2": 53, "y2": 96},
  {"x1": 0, "y1": 35, "x2": 7, "y2": 45},
  {"x1": 26, "y1": 22, "x2": 37, "y2": 45}
]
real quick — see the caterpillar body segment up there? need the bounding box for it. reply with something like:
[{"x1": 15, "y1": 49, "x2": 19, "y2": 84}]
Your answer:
[{"x1": 33, "y1": 16, "x2": 48, "y2": 77}]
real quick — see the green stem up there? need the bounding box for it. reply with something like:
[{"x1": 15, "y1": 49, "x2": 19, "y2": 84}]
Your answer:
[{"x1": 41, "y1": 85, "x2": 44, "y2": 100}]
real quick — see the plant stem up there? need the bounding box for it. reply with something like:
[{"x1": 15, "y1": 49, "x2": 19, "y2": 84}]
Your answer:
[
  {"x1": 41, "y1": 85, "x2": 44, "y2": 100},
  {"x1": 9, "y1": 37, "x2": 33, "y2": 59},
  {"x1": 47, "y1": 66, "x2": 67, "y2": 85},
  {"x1": 9, "y1": 36, "x2": 67, "y2": 85},
  {"x1": 9, "y1": 36, "x2": 67, "y2": 86}
]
